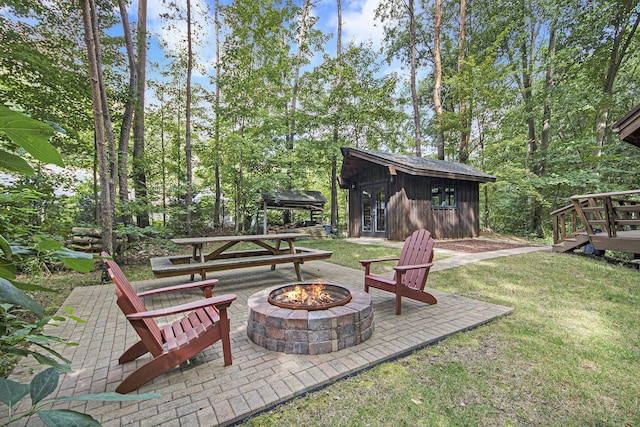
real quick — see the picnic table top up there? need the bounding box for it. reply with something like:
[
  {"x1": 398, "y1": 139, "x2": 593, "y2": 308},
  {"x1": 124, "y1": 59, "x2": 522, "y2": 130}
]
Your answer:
[{"x1": 171, "y1": 233, "x2": 310, "y2": 246}]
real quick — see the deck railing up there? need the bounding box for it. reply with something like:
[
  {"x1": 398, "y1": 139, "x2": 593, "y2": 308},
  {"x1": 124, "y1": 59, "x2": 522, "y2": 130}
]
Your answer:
[
  {"x1": 551, "y1": 190, "x2": 640, "y2": 245},
  {"x1": 550, "y1": 201, "x2": 587, "y2": 245},
  {"x1": 570, "y1": 190, "x2": 640, "y2": 238}
]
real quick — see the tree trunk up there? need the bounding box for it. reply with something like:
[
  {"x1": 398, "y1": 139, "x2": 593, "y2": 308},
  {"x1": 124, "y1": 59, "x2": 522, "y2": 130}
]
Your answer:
[
  {"x1": 538, "y1": 26, "x2": 555, "y2": 179},
  {"x1": 133, "y1": 0, "x2": 150, "y2": 228},
  {"x1": 81, "y1": 0, "x2": 113, "y2": 254},
  {"x1": 213, "y1": 0, "x2": 222, "y2": 229},
  {"x1": 330, "y1": 0, "x2": 342, "y2": 230},
  {"x1": 409, "y1": 0, "x2": 422, "y2": 157},
  {"x1": 457, "y1": 0, "x2": 469, "y2": 164},
  {"x1": 595, "y1": 8, "x2": 640, "y2": 152},
  {"x1": 288, "y1": 0, "x2": 311, "y2": 148},
  {"x1": 88, "y1": 0, "x2": 117, "y2": 246},
  {"x1": 185, "y1": 0, "x2": 193, "y2": 236},
  {"x1": 433, "y1": 0, "x2": 444, "y2": 160},
  {"x1": 521, "y1": 24, "x2": 538, "y2": 236},
  {"x1": 116, "y1": 0, "x2": 137, "y2": 226},
  {"x1": 523, "y1": 37, "x2": 536, "y2": 171},
  {"x1": 532, "y1": 25, "x2": 556, "y2": 238},
  {"x1": 160, "y1": 89, "x2": 167, "y2": 228},
  {"x1": 331, "y1": 156, "x2": 338, "y2": 230}
]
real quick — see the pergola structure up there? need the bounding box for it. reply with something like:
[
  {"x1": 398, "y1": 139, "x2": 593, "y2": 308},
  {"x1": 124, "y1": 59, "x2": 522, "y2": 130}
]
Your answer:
[{"x1": 257, "y1": 189, "x2": 326, "y2": 233}]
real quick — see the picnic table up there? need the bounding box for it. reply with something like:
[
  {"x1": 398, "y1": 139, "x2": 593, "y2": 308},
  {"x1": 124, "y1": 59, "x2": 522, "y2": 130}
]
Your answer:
[{"x1": 150, "y1": 233, "x2": 332, "y2": 281}]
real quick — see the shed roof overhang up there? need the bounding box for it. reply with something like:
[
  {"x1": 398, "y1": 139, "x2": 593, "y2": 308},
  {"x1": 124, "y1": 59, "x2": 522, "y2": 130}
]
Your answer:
[
  {"x1": 258, "y1": 189, "x2": 326, "y2": 211},
  {"x1": 612, "y1": 104, "x2": 640, "y2": 148},
  {"x1": 339, "y1": 147, "x2": 497, "y2": 188}
]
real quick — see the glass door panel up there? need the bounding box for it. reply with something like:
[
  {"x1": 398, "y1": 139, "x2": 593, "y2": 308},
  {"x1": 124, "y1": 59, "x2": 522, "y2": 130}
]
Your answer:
[
  {"x1": 360, "y1": 183, "x2": 386, "y2": 237},
  {"x1": 375, "y1": 186, "x2": 386, "y2": 232},
  {"x1": 362, "y1": 189, "x2": 372, "y2": 232}
]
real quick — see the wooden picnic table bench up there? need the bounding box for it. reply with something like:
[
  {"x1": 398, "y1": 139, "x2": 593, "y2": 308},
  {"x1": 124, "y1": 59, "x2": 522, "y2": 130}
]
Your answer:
[{"x1": 150, "y1": 233, "x2": 332, "y2": 281}]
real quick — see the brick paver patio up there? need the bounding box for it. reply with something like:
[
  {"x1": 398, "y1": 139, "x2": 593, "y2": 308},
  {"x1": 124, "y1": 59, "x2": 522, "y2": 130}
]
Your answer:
[{"x1": 6, "y1": 246, "x2": 545, "y2": 426}]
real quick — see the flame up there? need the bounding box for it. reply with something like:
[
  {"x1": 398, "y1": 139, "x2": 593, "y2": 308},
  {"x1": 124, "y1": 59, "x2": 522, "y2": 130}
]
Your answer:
[{"x1": 281, "y1": 283, "x2": 333, "y2": 306}]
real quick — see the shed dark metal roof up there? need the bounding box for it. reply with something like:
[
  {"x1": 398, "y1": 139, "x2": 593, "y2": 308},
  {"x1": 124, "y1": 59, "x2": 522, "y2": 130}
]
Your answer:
[
  {"x1": 258, "y1": 189, "x2": 326, "y2": 210},
  {"x1": 339, "y1": 147, "x2": 496, "y2": 186},
  {"x1": 612, "y1": 104, "x2": 640, "y2": 148}
]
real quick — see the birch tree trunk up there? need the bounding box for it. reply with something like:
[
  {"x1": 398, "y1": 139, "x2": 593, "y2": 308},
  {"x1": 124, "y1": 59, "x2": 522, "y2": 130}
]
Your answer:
[
  {"x1": 457, "y1": 0, "x2": 469, "y2": 164},
  {"x1": 133, "y1": 0, "x2": 150, "y2": 228},
  {"x1": 116, "y1": 0, "x2": 137, "y2": 226},
  {"x1": 433, "y1": 0, "x2": 444, "y2": 160},
  {"x1": 80, "y1": 0, "x2": 113, "y2": 254},
  {"x1": 409, "y1": 0, "x2": 422, "y2": 157},
  {"x1": 213, "y1": 0, "x2": 222, "y2": 229},
  {"x1": 185, "y1": 0, "x2": 193, "y2": 236}
]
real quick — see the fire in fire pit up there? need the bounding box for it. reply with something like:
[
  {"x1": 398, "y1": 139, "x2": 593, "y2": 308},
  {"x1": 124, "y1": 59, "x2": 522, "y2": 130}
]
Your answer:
[
  {"x1": 268, "y1": 282, "x2": 352, "y2": 310},
  {"x1": 247, "y1": 283, "x2": 374, "y2": 354}
]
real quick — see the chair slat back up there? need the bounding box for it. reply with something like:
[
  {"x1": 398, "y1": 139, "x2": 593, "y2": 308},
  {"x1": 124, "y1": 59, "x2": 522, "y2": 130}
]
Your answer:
[
  {"x1": 102, "y1": 253, "x2": 164, "y2": 353},
  {"x1": 395, "y1": 229, "x2": 435, "y2": 291}
]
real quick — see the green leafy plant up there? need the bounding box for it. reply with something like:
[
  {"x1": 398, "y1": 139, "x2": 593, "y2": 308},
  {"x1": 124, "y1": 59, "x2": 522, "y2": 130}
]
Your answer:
[
  {"x1": 0, "y1": 367, "x2": 159, "y2": 427},
  {"x1": 0, "y1": 107, "x2": 158, "y2": 425}
]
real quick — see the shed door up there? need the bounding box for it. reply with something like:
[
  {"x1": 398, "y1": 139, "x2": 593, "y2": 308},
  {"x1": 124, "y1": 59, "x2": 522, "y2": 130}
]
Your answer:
[{"x1": 361, "y1": 183, "x2": 387, "y2": 238}]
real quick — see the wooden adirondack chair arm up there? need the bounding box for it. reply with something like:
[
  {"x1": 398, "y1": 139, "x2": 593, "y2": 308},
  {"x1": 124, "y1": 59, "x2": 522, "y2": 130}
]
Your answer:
[
  {"x1": 394, "y1": 263, "x2": 433, "y2": 272},
  {"x1": 359, "y1": 257, "x2": 400, "y2": 266},
  {"x1": 126, "y1": 294, "x2": 237, "y2": 320},
  {"x1": 136, "y1": 278, "x2": 219, "y2": 298}
]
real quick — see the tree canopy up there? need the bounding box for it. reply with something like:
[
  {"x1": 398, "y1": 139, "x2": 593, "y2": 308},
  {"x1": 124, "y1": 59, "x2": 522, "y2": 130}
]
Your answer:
[{"x1": 1, "y1": 0, "x2": 639, "y2": 244}]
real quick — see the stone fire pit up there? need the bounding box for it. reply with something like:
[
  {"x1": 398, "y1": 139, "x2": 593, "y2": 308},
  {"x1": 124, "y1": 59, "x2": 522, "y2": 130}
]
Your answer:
[{"x1": 247, "y1": 283, "x2": 374, "y2": 355}]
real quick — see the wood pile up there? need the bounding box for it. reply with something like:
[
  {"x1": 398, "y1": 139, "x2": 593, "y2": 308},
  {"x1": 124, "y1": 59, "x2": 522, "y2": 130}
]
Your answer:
[{"x1": 69, "y1": 227, "x2": 122, "y2": 252}]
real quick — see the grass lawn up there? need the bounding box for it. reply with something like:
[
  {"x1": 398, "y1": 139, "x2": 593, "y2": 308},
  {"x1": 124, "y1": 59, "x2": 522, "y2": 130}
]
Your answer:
[
  {"x1": 15, "y1": 239, "x2": 640, "y2": 425},
  {"x1": 240, "y1": 246, "x2": 640, "y2": 426}
]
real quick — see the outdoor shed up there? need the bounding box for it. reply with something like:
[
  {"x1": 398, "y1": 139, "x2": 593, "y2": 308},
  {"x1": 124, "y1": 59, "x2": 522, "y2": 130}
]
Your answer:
[
  {"x1": 257, "y1": 189, "x2": 326, "y2": 233},
  {"x1": 339, "y1": 147, "x2": 496, "y2": 240}
]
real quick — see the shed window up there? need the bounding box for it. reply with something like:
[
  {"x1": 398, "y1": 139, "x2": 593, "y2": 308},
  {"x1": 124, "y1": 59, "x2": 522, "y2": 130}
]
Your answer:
[{"x1": 431, "y1": 186, "x2": 457, "y2": 209}]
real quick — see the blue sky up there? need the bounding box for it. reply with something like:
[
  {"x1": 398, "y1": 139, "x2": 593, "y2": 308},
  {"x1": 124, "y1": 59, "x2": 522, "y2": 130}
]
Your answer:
[{"x1": 138, "y1": 0, "x2": 403, "y2": 89}]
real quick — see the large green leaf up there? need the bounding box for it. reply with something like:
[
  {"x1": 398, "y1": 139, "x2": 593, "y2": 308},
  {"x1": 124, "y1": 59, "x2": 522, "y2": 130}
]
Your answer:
[
  {"x1": 0, "y1": 257, "x2": 17, "y2": 280},
  {"x1": 30, "y1": 368, "x2": 59, "y2": 405},
  {"x1": 12, "y1": 280, "x2": 55, "y2": 293},
  {"x1": 0, "y1": 106, "x2": 63, "y2": 167},
  {"x1": 6, "y1": 347, "x2": 72, "y2": 372},
  {"x1": 55, "y1": 248, "x2": 94, "y2": 273},
  {"x1": 37, "y1": 237, "x2": 65, "y2": 252},
  {"x1": 0, "y1": 235, "x2": 11, "y2": 257},
  {"x1": 0, "y1": 277, "x2": 44, "y2": 318},
  {"x1": 0, "y1": 377, "x2": 29, "y2": 409},
  {"x1": 0, "y1": 148, "x2": 34, "y2": 175},
  {"x1": 37, "y1": 409, "x2": 100, "y2": 427}
]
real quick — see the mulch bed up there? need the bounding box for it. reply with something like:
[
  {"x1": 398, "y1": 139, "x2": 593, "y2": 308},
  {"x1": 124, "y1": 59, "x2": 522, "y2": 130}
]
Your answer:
[{"x1": 434, "y1": 239, "x2": 535, "y2": 253}]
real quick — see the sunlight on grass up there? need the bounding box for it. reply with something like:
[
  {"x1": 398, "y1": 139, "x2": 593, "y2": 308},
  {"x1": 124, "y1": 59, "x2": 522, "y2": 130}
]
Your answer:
[
  {"x1": 556, "y1": 308, "x2": 622, "y2": 343},
  {"x1": 243, "y1": 249, "x2": 640, "y2": 426}
]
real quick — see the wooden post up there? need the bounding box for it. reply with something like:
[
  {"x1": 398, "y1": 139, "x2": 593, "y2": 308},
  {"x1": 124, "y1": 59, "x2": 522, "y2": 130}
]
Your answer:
[{"x1": 263, "y1": 201, "x2": 268, "y2": 234}]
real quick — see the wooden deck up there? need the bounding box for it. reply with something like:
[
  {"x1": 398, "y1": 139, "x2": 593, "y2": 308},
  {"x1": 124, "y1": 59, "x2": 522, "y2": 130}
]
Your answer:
[{"x1": 551, "y1": 189, "x2": 640, "y2": 256}]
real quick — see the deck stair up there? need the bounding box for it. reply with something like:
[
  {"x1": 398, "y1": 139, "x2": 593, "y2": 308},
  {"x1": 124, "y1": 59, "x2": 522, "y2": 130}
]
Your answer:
[
  {"x1": 551, "y1": 190, "x2": 640, "y2": 256},
  {"x1": 551, "y1": 234, "x2": 590, "y2": 253}
]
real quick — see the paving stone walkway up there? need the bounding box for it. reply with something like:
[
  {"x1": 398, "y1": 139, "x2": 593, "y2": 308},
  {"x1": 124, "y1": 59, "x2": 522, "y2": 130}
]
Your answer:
[{"x1": 6, "y1": 244, "x2": 548, "y2": 426}]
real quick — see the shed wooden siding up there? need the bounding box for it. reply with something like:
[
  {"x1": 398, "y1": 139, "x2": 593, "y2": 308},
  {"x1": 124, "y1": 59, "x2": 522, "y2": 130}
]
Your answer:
[{"x1": 348, "y1": 168, "x2": 481, "y2": 240}]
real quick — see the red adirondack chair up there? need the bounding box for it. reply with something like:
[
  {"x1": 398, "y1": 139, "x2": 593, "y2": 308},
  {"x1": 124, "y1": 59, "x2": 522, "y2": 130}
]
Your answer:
[
  {"x1": 359, "y1": 229, "x2": 437, "y2": 315},
  {"x1": 102, "y1": 253, "x2": 237, "y2": 393}
]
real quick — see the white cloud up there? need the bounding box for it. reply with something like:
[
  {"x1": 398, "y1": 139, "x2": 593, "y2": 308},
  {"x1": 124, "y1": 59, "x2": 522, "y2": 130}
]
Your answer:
[
  {"x1": 143, "y1": 0, "x2": 216, "y2": 76},
  {"x1": 342, "y1": 0, "x2": 386, "y2": 47}
]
